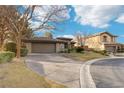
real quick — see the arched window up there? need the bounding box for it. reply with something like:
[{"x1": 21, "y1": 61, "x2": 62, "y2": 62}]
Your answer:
[{"x1": 103, "y1": 36, "x2": 107, "y2": 42}]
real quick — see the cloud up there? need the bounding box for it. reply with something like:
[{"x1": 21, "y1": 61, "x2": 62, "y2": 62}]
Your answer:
[
  {"x1": 115, "y1": 14, "x2": 124, "y2": 23},
  {"x1": 73, "y1": 5, "x2": 124, "y2": 28},
  {"x1": 120, "y1": 35, "x2": 124, "y2": 37},
  {"x1": 57, "y1": 35, "x2": 74, "y2": 38},
  {"x1": 33, "y1": 6, "x2": 70, "y2": 21}
]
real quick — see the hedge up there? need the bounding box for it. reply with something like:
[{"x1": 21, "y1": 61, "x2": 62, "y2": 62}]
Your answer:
[
  {"x1": 75, "y1": 47, "x2": 84, "y2": 53},
  {"x1": 5, "y1": 42, "x2": 28, "y2": 57},
  {"x1": 5, "y1": 42, "x2": 16, "y2": 53},
  {"x1": 21, "y1": 48, "x2": 28, "y2": 57},
  {"x1": 0, "y1": 51, "x2": 15, "y2": 63}
]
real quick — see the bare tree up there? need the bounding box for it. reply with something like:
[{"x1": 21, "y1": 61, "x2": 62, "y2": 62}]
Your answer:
[
  {"x1": 82, "y1": 31, "x2": 91, "y2": 46},
  {"x1": 0, "y1": 7, "x2": 12, "y2": 51},
  {"x1": 75, "y1": 32, "x2": 83, "y2": 47},
  {"x1": 31, "y1": 5, "x2": 70, "y2": 32},
  {"x1": 0, "y1": 5, "x2": 35, "y2": 58},
  {"x1": 0, "y1": 5, "x2": 70, "y2": 58},
  {"x1": 75, "y1": 31, "x2": 90, "y2": 47},
  {"x1": 0, "y1": 19, "x2": 8, "y2": 51}
]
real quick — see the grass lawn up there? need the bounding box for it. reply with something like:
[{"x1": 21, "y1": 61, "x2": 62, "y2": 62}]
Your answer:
[
  {"x1": 60, "y1": 51, "x2": 107, "y2": 62},
  {"x1": 0, "y1": 59, "x2": 65, "y2": 88}
]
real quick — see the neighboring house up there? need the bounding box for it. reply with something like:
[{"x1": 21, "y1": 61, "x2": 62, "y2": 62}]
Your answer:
[
  {"x1": 74, "y1": 31, "x2": 124, "y2": 52},
  {"x1": 22, "y1": 37, "x2": 75, "y2": 53}
]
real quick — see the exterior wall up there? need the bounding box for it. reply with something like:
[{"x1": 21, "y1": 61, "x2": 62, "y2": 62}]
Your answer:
[
  {"x1": 84, "y1": 33, "x2": 117, "y2": 51},
  {"x1": 56, "y1": 43, "x2": 65, "y2": 52},
  {"x1": 85, "y1": 35, "x2": 104, "y2": 50},
  {"x1": 26, "y1": 43, "x2": 32, "y2": 53},
  {"x1": 100, "y1": 33, "x2": 116, "y2": 43}
]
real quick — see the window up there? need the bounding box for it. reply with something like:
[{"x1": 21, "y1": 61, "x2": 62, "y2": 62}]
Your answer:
[{"x1": 103, "y1": 36, "x2": 107, "y2": 42}]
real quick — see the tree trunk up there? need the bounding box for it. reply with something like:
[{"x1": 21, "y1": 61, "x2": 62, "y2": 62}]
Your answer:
[
  {"x1": 0, "y1": 39, "x2": 4, "y2": 51},
  {"x1": 16, "y1": 32, "x2": 21, "y2": 58}
]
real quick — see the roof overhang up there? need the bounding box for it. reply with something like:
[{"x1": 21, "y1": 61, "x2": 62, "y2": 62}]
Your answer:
[
  {"x1": 104, "y1": 43, "x2": 123, "y2": 46},
  {"x1": 22, "y1": 39, "x2": 68, "y2": 44}
]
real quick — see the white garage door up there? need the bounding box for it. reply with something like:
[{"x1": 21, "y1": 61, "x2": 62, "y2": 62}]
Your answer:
[{"x1": 32, "y1": 43, "x2": 56, "y2": 53}]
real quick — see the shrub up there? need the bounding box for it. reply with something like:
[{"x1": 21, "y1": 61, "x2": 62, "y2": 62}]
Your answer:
[
  {"x1": 117, "y1": 48, "x2": 124, "y2": 53},
  {"x1": 67, "y1": 48, "x2": 72, "y2": 53},
  {"x1": 92, "y1": 50, "x2": 108, "y2": 55},
  {"x1": 5, "y1": 42, "x2": 28, "y2": 57},
  {"x1": 68, "y1": 47, "x2": 84, "y2": 53},
  {"x1": 64, "y1": 48, "x2": 72, "y2": 53},
  {"x1": 75, "y1": 47, "x2": 84, "y2": 53},
  {"x1": 68, "y1": 48, "x2": 75, "y2": 53},
  {"x1": 99, "y1": 50, "x2": 107, "y2": 55},
  {"x1": 5, "y1": 42, "x2": 16, "y2": 53},
  {"x1": 21, "y1": 48, "x2": 28, "y2": 57},
  {"x1": 0, "y1": 51, "x2": 15, "y2": 63},
  {"x1": 58, "y1": 49, "x2": 68, "y2": 53}
]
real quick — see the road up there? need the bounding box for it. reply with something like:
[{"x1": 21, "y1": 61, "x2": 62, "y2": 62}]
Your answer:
[
  {"x1": 25, "y1": 53, "x2": 83, "y2": 88},
  {"x1": 90, "y1": 58, "x2": 124, "y2": 88}
]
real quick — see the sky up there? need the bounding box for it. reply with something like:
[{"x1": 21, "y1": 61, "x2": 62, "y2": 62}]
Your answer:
[{"x1": 34, "y1": 5, "x2": 124, "y2": 43}]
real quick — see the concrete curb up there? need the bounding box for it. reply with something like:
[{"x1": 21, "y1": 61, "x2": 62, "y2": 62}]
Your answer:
[{"x1": 80, "y1": 56, "x2": 124, "y2": 88}]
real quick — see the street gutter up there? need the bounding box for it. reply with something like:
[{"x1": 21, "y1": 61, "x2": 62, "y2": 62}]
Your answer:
[{"x1": 80, "y1": 56, "x2": 124, "y2": 88}]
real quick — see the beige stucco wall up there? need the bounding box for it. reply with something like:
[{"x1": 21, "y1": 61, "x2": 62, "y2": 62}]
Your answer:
[
  {"x1": 56, "y1": 43, "x2": 65, "y2": 52},
  {"x1": 26, "y1": 43, "x2": 32, "y2": 53},
  {"x1": 85, "y1": 35, "x2": 104, "y2": 50},
  {"x1": 100, "y1": 33, "x2": 116, "y2": 43},
  {"x1": 85, "y1": 33, "x2": 117, "y2": 51}
]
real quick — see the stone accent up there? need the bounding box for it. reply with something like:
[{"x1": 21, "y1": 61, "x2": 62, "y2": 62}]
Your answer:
[
  {"x1": 56, "y1": 43, "x2": 65, "y2": 52},
  {"x1": 26, "y1": 43, "x2": 32, "y2": 53}
]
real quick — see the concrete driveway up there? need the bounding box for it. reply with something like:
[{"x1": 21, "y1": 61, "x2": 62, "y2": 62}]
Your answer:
[{"x1": 25, "y1": 53, "x2": 83, "y2": 88}]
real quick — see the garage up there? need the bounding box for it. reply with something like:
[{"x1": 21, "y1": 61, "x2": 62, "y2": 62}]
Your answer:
[
  {"x1": 105, "y1": 46, "x2": 116, "y2": 52},
  {"x1": 32, "y1": 43, "x2": 56, "y2": 53}
]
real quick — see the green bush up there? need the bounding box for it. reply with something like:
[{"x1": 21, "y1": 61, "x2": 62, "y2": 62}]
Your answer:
[
  {"x1": 5, "y1": 42, "x2": 16, "y2": 53},
  {"x1": 75, "y1": 47, "x2": 84, "y2": 53},
  {"x1": 0, "y1": 51, "x2": 15, "y2": 63},
  {"x1": 21, "y1": 48, "x2": 28, "y2": 57},
  {"x1": 68, "y1": 48, "x2": 75, "y2": 53},
  {"x1": 5, "y1": 42, "x2": 28, "y2": 57},
  {"x1": 64, "y1": 48, "x2": 71, "y2": 53}
]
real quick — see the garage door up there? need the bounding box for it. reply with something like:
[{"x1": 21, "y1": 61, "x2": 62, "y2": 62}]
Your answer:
[
  {"x1": 105, "y1": 46, "x2": 116, "y2": 52},
  {"x1": 32, "y1": 43, "x2": 56, "y2": 53}
]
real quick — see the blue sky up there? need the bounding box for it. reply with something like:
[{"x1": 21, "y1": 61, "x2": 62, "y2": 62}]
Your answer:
[{"x1": 34, "y1": 5, "x2": 124, "y2": 43}]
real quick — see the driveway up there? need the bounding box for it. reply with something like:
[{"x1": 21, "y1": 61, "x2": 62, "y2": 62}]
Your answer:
[
  {"x1": 90, "y1": 58, "x2": 124, "y2": 88},
  {"x1": 25, "y1": 53, "x2": 83, "y2": 88}
]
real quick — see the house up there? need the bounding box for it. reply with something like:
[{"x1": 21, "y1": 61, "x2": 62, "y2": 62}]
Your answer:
[
  {"x1": 22, "y1": 37, "x2": 75, "y2": 53},
  {"x1": 74, "y1": 31, "x2": 124, "y2": 52}
]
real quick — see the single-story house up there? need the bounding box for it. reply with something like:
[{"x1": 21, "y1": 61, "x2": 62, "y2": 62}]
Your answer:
[{"x1": 22, "y1": 37, "x2": 75, "y2": 53}]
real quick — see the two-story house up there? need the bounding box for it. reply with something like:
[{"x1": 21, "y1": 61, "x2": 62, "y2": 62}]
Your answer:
[{"x1": 79, "y1": 31, "x2": 123, "y2": 52}]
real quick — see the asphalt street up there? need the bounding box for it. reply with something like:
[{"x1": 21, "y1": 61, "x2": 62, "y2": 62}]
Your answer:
[{"x1": 90, "y1": 58, "x2": 124, "y2": 88}]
